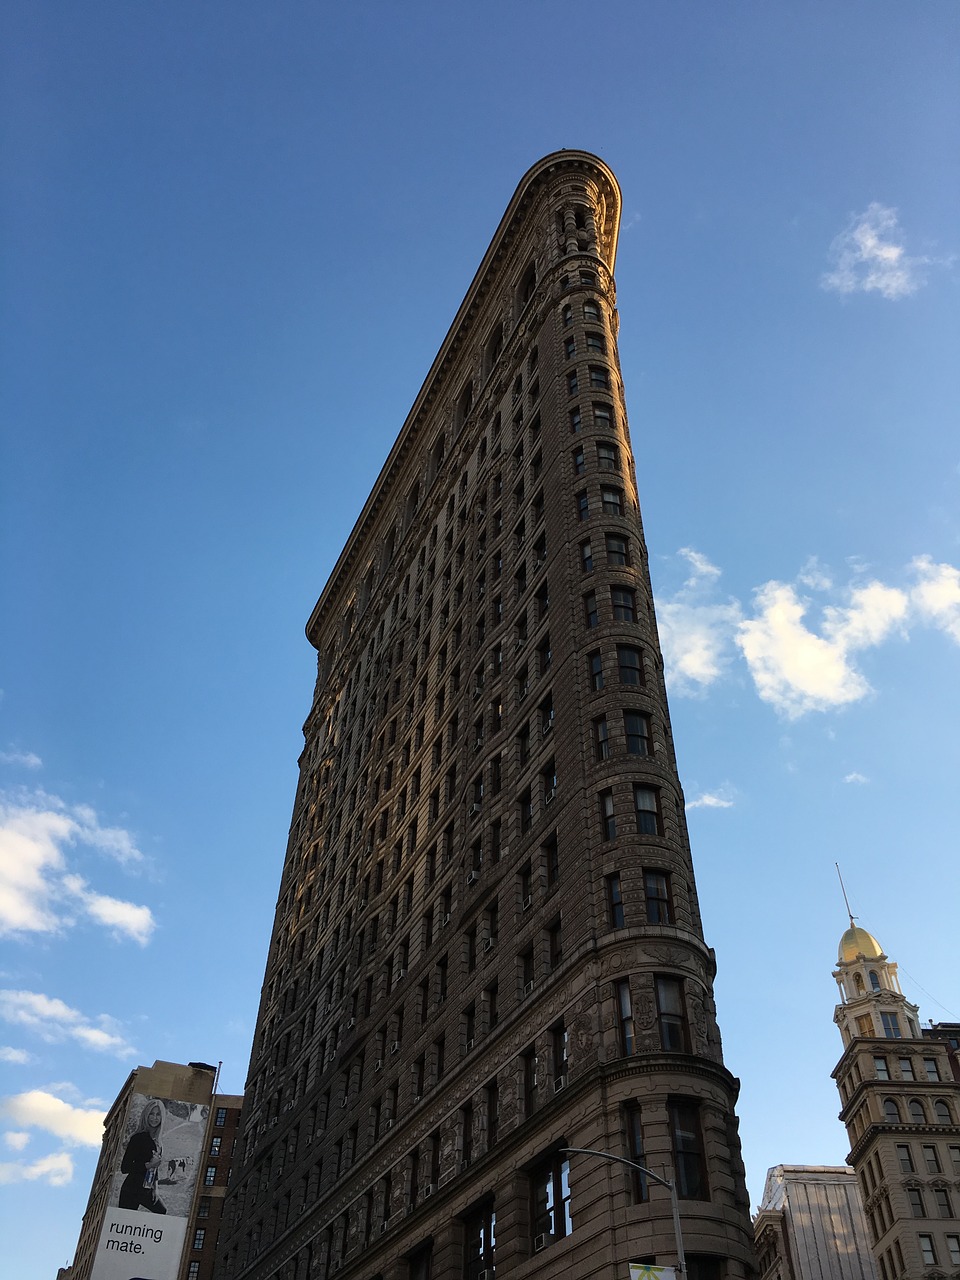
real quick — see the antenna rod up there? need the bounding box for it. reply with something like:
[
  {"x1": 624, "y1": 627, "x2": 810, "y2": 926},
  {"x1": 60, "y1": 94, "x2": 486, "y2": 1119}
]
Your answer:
[{"x1": 836, "y1": 863, "x2": 856, "y2": 929}]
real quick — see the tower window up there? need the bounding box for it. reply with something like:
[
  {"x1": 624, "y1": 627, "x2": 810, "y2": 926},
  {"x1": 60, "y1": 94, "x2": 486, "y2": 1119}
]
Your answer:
[
  {"x1": 880, "y1": 1012, "x2": 902, "y2": 1039},
  {"x1": 669, "y1": 1100, "x2": 708, "y2": 1200}
]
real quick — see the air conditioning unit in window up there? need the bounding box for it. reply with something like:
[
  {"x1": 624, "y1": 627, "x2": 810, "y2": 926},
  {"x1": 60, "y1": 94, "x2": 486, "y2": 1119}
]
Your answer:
[
  {"x1": 467, "y1": 870, "x2": 479, "y2": 886},
  {"x1": 345, "y1": 1017, "x2": 356, "y2": 1030},
  {"x1": 414, "y1": 1095, "x2": 423, "y2": 1104},
  {"x1": 465, "y1": 1038, "x2": 475, "y2": 1052},
  {"x1": 534, "y1": 1233, "x2": 553, "y2": 1252},
  {"x1": 340, "y1": 1098, "x2": 348, "y2": 1109},
  {"x1": 379, "y1": 1222, "x2": 388, "y2": 1234},
  {"x1": 423, "y1": 1183, "x2": 436, "y2": 1198},
  {"x1": 482, "y1": 937, "x2": 494, "y2": 953},
  {"x1": 542, "y1": 722, "x2": 552, "y2": 737},
  {"x1": 544, "y1": 787, "x2": 556, "y2": 804},
  {"x1": 522, "y1": 895, "x2": 533, "y2": 911},
  {"x1": 477, "y1": 1271, "x2": 492, "y2": 1280},
  {"x1": 474, "y1": 738, "x2": 483, "y2": 751},
  {"x1": 396, "y1": 968, "x2": 407, "y2": 980},
  {"x1": 470, "y1": 803, "x2": 482, "y2": 817},
  {"x1": 441, "y1": 913, "x2": 451, "y2": 927},
  {"x1": 523, "y1": 980, "x2": 534, "y2": 996},
  {"x1": 554, "y1": 1075, "x2": 567, "y2": 1093},
  {"x1": 384, "y1": 1118, "x2": 394, "y2": 1130},
  {"x1": 374, "y1": 1059, "x2": 383, "y2": 1072},
  {"x1": 391, "y1": 1041, "x2": 400, "y2": 1054}
]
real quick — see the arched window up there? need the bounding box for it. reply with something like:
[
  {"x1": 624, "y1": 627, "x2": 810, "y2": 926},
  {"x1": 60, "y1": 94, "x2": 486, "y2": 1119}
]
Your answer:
[
  {"x1": 883, "y1": 1098, "x2": 901, "y2": 1123},
  {"x1": 854, "y1": 973, "x2": 865, "y2": 994},
  {"x1": 517, "y1": 261, "x2": 537, "y2": 311},
  {"x1": 869, "y1": 970, "x2": 881, "y2": 991},
  {"x1": 909, "y1": 1099, "x2": 927, "y2": 1124},
  {"x1": 934, "y1": 1099, "x2": 953, "y2": 1125}
]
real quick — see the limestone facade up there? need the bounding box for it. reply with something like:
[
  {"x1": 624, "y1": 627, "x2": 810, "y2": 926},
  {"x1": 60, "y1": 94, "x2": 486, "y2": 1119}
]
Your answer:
[{"x1": 214, "y1": 152, "x2": 756, "y2": 1280}]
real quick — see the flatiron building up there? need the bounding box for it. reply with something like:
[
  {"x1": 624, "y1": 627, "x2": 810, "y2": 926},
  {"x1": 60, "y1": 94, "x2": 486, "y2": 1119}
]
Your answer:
[{"x1": 216, "y1": 151, "x2": 756, "y2": 1280}]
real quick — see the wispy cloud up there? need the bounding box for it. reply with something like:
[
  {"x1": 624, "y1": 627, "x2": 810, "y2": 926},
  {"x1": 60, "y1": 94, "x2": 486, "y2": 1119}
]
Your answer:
[
  {"x1": 0, "y1": 1089, "x2": 104, "y2": 1147},
  {"x1": 0, "y1": 1150, "x2": 74, "y2": 1186},
  {"x1": 0, "y1": 791, "x2": 155, "y2": 944},
  {"x1": 0, "y1": 1046, "x2": 31, "y2": 1064},
  {"x1": 658, "y1": 549, "x2": 960, "y2": 718},
  {"x1": 0, "y1": 750, "x2": 42, "y2": 769},
  {"x1": 4, "y1": 1131, "x2": 30, "y2": 1150},
  {"x1": 820, "y1": 203, "x2": 944, "y2": 300},
  {"x1": 687, "y1": 789, "x2": 735, "y2": 811},
  {"x1": 844, "y1": 772, "x2": 869, "y2": 785},
  {"x1": 0, "y1": 990, "x2": 136, "y2": 1058},
  {"x1": 657, "y1": 548, "x2": 742, "y2": 695}
]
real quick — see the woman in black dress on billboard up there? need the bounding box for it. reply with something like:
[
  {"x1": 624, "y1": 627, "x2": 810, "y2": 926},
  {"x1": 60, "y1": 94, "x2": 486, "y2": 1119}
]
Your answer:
[{"x1": 118, "y1": 1098, "x2": 167, "y2": 1213}]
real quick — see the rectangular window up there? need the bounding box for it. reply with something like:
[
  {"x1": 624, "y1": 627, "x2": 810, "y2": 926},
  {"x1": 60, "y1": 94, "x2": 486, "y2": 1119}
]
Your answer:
[
  {"x1": 634, "y1": 785, "x2": 662, "y2": 836},
  {"x1": 188, "y1": 1264, "x2": 200, "y2": 1280},
  {"x1": 669, "y1": 1100, "x2": 707, "y2": 1200},
  {"x1": 599, "y1": 789, "x2": 616, "y2": 840},
  {"x1": 567, "y1": 370, "x2": 579, "y2": 396},
  {"x1": 601, "y1": 486, "x2": 624, "y2": 517},
  {"x1": 611, "y1": 586, "x2": 636, "y2": 621},
  {"x1": 589, "y1": 365, "x2": 609, "y2": 389},
  {"x1": 580, "y1": 540, "x2": 594, "y2": 572},
  {"x1": 586, "y1": 332, "x2": 606, "y2": 354},
  {"x1": 873, "y1": 1055, "x2": 890, "y2": 1080},
  {"x1": 922, "y1": 1144, "x2": 941, "y2": 1173},
  {"x1": 919, "y1": 1235, "x2": 938, "y2": 1266},
  {"x1": 204, "y1": 1165, "x2": 216, "y2": 1187},
  {"x1": 881, "y1": 1012, "x2": 902, "y2": 1039},
  {"x1": 193, "y1": 1228, "x2": 206, "y2": 1250},
  {"x1": 197, "y1": 1196, "x2": 211, "y2": 1219},
  {"x1": 594, "y1": 716, "x2": 610, "y2": 761},
  {"x1": 656, "y1": 975, "x2": 689, "y2": 1051},
  {"x1": 593, "y1": 401, "x2": 613, "y2": 431},
  {"x1": 576, "y1": 490, "x2": 589, "y2": 521},
  {"x1": 215, "y1": 1107, "x2": 228, "y2": 1127},
  {"x1": 640, "y1": 872, "x2": 671, "y2": 926},
  {"x1": 464, "y1": 1201, "x2": 496, "y2": 1280},
  {"x1": 923, "y1": 1056, "x2": 940, "y2": 1081},
  {"x1": 616, "y1": 980, "x2": 635, "y2": 1054},
  {"x1": 564, "y1": 336, "x2": 576, "y2": 359},
  {"x1": 908, "y1": 1188, "x2": 926, "y2": 1217},
  {"x1": 936, "y1": 1188, "x2": 953, "y2": 1217},
  {"x1": 522, "y1": 1046, "x2": 538, "y2": 1116},
  {"x1": 588, "y1": 649, "x2": 604, "y2": 690},
  {"x1": 605, "y1": 533, "x2": 629, "y2": 566},
  {"x1": 569, "y1": 406, "x2": 582, "y2": 433},
  {"x1": 617, "y1": 644, "x2": 644, "y2": 685},
  {"x1": 947, "y1": 1236, "x2": 960, "y2": 1266},
  {"x1": 210, "y1": 1135, "x2": 222, "y2": 1155},
  {"x1": 597, "y1": 440, "x2": 618, "y2": 468},
  {"x1": 625, "y1": 1104, "x2": 648, "y2": 1201},
  {"x1": 897, "y1": 1143, "x2": 914, "y2": 1173},
  {"x1": 899, "y1": 1056, "x2": 915, "y2": 1079},
  {"x1": 530, "y1": 1153, "x2": 572, "y2": 1245},
  {"x1": 607, "y1": 872, "x2": 625, "y2": 928},
  {"x1": 624, "y1": 711, "x2": 652, "y2": 756}
]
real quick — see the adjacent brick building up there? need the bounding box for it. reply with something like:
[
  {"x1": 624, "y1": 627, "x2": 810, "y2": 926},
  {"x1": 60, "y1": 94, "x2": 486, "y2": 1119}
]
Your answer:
[
  {"x1": 832, "y1": 925, "x2": 960, "y2": 1278},
  {"x1": 214, "y1": 151, "x2": 756, "y2": 1280}
]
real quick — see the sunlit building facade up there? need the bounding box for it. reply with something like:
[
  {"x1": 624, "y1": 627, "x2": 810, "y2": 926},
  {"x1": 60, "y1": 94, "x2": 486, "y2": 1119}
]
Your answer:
[
  {"x1": 833, "y1": 925, "x2": 960, "y2": 1279},
  {"x1": 215, "y1": 151, "x2": 756, "y2": 1280}
]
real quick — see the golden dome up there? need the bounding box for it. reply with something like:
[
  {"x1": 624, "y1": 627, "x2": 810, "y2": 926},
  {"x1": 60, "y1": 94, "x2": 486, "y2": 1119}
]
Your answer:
[{"x1": 839, "y1": 925, "x2": 884, "y2": 963}]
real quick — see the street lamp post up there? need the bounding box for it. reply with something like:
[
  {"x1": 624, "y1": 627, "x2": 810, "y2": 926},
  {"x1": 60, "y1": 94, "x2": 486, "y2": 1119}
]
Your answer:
[{"x1": 560, "y1": 1146, "x2": 686, "y2": 1277}]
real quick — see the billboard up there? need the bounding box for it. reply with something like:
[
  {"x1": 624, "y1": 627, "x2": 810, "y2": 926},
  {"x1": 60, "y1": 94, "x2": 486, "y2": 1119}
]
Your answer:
[
  {"x1": 91, "y1": 1092, "x2": 209, "y2": 1280},
  {"x1": 628, "y1": 1267, "x2": 677, "y2": 1280}
]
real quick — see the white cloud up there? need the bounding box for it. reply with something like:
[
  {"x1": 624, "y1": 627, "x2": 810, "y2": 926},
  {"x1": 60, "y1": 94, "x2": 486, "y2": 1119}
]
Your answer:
[
  {"x1": 737, "y1": 578, "x2": 907, "y2": 718},
  {"x1": 821, "y1": 203, "x2": 936, "y2": 300},
  {"x1": 0, "y1": 750, "x2": 42, "y2": 769},
  {"x1": 0, "y1": 1150, "x2": 74, "y2": 1186},
  {"x1": 658, "y1": 548, "x2": 960, "y2": 718},
  {"x1": 0, "y1": 791, "x2": 154, "y2": 943},
  {"x1": 0, "y1": 1089, "x2": 104, "y2": 1146},
  {"x1": 844, "y1": 772, "x2": 870, "y2": 785},
  {"x1": 0, "y1": 1046, "x2": 30, "y2": 1064},
  {"x1": 4, "y1": 1130, "x2": 30, "y2": 1150},
  {"x1": 687, "y1": 791, "x2": 735, "y2": 810},
  {"x1": 61, "y1": 875, "x2": 155, "y2": 946},
  {"x1": 658, "y1": 549, "x2": 742, "y2": 695},
  {"x1": 0, "y1": 990, "x2": 136, "y2": 1058},
  {"x1": 910, "y1": 555, "x2": 960, "y2": 643}
]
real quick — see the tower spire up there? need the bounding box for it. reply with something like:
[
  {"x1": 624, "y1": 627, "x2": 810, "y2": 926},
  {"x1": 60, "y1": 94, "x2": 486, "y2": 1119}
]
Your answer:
[{"x1": 835, "y1": 862, "x2": 856, "y2": 929}]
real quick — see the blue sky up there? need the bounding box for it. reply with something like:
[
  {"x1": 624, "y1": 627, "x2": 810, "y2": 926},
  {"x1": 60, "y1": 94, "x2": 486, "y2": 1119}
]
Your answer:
[{"x1": 2, "y1": 3, "x2": 958, "y2": 1273}]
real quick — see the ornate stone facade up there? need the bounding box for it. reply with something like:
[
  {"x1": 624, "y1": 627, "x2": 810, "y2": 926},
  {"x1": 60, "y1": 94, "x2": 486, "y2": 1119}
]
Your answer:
[
  {"x1": 214, "y1": 152, "x2": 755, "y2": 1280},
  {"x1": 833, "y1": 925, "x2": 960, "y2": 1279}
]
